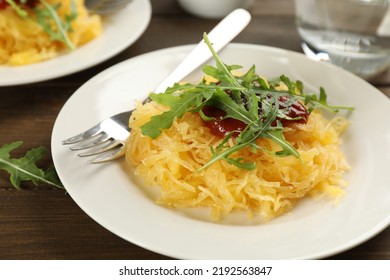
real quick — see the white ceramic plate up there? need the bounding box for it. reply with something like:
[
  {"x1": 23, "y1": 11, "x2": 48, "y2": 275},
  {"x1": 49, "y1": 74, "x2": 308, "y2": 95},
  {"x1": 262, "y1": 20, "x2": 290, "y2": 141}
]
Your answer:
[
  {"x1": 51, "y1": 44, "x2": 390, "y2": 259},
  {"x1": 0, "y1": 0, "x2": 151, "y2": 86}
]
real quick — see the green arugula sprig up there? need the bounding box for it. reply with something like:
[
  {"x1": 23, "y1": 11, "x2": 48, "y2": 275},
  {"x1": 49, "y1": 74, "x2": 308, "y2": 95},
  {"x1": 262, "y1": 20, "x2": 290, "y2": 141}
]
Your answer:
[
  {"x1": 36, "y1": 0, "x2": 77, "y2": 50},
  {"x1": 140, "y1": 33, "x2": 354, "y2": 171},
  {"x1": 275, "y1": 75, "x2": 354, "y2": 113},
  {"x1": 5, "y1": 0, "x2": 28, "y2": 17},
  {"x1": 0, "y1": 141, "x2": 63, "y2": 189},
  {"x1": 6, "y1": 0, "x2": 77, "y2": 50}
]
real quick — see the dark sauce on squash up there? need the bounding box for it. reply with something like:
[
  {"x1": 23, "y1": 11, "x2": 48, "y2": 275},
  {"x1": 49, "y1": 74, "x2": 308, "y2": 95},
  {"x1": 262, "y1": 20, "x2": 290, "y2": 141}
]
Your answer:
[{"x1": 201, "y1": 95, "x2": 309, "y2": 138}]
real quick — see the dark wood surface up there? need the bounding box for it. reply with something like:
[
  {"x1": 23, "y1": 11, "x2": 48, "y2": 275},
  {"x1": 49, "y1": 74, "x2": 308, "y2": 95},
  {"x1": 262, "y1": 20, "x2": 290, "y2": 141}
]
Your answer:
[{"x1": 1, "y1": 0, "x2": 389, "y2": 260}]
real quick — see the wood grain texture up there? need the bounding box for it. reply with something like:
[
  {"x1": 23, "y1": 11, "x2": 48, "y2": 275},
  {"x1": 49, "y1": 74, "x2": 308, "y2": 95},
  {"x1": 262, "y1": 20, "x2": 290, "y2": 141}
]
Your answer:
[{"x1": 0, "y1": 0, "x2": 389, "y2": 260}]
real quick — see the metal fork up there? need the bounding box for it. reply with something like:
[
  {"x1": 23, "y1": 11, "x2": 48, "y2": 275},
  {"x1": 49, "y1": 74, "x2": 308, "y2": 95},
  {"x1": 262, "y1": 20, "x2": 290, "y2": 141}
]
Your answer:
[
  {"x1": 85, "y1": 0, "x2": 133, "y2": 15},
  {"x1": 62, "y1": 9, "x2": 251, "y2": 163}
]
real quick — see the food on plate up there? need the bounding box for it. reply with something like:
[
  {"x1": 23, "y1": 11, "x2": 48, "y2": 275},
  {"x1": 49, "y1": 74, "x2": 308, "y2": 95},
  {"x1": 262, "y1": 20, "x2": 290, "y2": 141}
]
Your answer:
[
  {"x1": 0, "y1": 0, "x2": 102, "y2": 66},
  {"x1": 126, "y1": 34, "x2": 354, "y2": 221}
]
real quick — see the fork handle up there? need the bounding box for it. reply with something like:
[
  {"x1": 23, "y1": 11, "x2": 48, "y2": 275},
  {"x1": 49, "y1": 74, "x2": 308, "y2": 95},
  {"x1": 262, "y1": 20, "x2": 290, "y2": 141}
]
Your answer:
[{"x1": 153, "y1": 8, "x2": 251, "y2": 93}]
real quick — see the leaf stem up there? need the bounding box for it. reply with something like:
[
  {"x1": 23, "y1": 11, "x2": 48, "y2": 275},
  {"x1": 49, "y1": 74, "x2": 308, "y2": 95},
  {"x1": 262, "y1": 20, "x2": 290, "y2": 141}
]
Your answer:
[{"x1": 39, "y1": 0, "x2": 75, "y2": 50}]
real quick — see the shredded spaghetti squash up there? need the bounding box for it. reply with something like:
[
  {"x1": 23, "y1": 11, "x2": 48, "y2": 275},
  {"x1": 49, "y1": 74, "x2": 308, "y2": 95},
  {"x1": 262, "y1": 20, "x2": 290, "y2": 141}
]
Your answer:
[
  {"x1": 0, "y1": 0, "x2": 102, "y2": 66},
  {"x1": 127, "y1": 102, "x2": 350, "y2": 221}
]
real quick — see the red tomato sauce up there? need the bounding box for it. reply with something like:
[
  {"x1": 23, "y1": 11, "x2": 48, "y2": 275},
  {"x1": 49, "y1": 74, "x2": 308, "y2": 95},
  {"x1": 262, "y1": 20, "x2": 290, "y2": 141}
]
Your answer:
[{"x1": 201, "y1": 95, "x2": 309, "y2": 138}]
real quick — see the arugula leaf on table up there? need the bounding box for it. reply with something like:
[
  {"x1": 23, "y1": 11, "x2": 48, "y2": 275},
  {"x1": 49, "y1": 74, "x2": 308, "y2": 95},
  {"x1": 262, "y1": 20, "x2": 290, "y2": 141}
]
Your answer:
[{"x1": 0, "y1": 141, "x2": 63, "y2": 189}]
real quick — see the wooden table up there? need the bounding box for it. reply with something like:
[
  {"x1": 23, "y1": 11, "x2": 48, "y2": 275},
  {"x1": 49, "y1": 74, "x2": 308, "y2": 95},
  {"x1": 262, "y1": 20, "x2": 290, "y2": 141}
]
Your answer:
[{"x1": 1, "y1": 0, "x2": 389, "y2": 260}]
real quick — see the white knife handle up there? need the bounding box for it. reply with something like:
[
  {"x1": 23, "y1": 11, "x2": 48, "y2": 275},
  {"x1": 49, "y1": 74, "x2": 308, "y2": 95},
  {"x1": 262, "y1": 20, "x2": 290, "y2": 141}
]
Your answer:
[{"x1": 154, "y1": 8, "x2": 251, "y2": 93}]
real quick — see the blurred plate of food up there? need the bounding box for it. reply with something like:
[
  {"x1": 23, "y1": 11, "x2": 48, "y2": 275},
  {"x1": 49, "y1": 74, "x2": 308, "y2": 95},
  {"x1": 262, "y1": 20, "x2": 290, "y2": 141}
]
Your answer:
[{"x1": 0, "y1": 0, "x2": 151, "y2": 86}]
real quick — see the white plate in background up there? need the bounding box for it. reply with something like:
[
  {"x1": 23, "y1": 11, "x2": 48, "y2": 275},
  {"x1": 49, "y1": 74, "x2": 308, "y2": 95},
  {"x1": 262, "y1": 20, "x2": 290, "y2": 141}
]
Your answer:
[{"x1": 0, "y1": 0, "x2": 151, "y2": 86}]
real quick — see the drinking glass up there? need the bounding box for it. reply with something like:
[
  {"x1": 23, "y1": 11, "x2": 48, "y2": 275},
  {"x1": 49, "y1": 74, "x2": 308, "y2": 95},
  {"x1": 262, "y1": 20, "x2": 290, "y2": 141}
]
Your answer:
[{"x1": 295, "y1": 0, "x2": 390, "y2": 78}]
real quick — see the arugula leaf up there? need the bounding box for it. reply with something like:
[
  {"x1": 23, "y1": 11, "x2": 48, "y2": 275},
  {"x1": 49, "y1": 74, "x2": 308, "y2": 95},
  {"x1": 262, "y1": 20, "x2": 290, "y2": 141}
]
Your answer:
[
  {"x1": 5, "y1": 0, "x2": 28, "y2": 17},
  {"x1": 0, "y1": 141, "x2": 63, "y2": 189},
  {"x1": 139, "y1": 33, "x2": 354, "y2": 171},
  {"x1": 64, "y1": 0, "x2": 78, "y2": 31},
  {"x1": 202, "y1": 33, "x2": 243, "y2": 90},
  {"x1": 265, "y1": 129, "x2": 300, "y2": 158},
  {"x1": 206, "y1": 87, "x2": 255, "y2": 124},
  {"x1": 141, "y1": 84, "x2": 213, "y2": 138},
  {"x1": 35, "y1": 0, "x2": 77, "y2": 50},
  {"x1": 278, "y1": 75, "x2": 354, "y2": 113},
  {"x1": 199, "y1": 138, "x2": 256, "y2": 171}
]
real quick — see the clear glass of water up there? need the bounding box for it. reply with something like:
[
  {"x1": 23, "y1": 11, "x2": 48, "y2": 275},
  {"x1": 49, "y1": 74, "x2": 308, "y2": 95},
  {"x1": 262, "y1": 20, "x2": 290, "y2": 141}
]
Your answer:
[{"x1": 294, "y1": 0, "x2": 390, "y2": 79}]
